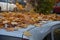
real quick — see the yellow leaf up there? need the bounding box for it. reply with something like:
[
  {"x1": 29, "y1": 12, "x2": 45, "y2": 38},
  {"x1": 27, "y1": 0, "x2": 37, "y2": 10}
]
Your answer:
[{"x1": 23, "y1": 31, "x2": 32, "y2": 37}]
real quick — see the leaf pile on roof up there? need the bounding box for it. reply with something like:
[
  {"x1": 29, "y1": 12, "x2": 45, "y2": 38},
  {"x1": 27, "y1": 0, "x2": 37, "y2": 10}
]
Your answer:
[{"x1": 0, "y1": 12, "x2": 60, "y2": 31}]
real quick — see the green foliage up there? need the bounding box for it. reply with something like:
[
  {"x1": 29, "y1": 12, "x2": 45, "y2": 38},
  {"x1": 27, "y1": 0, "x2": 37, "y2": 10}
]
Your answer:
[{"x1": 30, "y1": 0, "x2": 55, "y2": 14}]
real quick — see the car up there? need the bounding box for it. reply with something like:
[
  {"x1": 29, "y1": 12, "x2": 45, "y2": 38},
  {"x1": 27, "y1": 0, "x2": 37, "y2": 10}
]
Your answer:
[
  {"x1": 0, "y1": 21, "x2": 60, "y2": 40},
  {"x1": 0, "y1": 0, "x2": 16, "y2": 11},
  {"x1": 53, "y1": 2, "x2": 60, "y2": 14},
  {"x1": 53, "y1": 6, "x2": 60, "y2": 14}
]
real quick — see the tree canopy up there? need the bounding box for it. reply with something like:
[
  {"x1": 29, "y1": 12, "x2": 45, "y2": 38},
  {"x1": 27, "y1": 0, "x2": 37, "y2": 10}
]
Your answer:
[{"x1": 30, "y1": 0, "x2": 55, "y2": 14}]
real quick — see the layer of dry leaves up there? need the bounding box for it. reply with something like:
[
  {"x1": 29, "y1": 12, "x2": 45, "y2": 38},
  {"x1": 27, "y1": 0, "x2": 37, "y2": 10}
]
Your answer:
[{"x1": 0, "y1": 12, "x2": 60, "y2": 31}]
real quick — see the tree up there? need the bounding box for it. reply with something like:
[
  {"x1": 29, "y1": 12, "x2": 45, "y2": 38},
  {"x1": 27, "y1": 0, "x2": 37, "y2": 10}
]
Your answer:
[{"x1": 30, "y1": 0, "x2": 55, "y2": 14}]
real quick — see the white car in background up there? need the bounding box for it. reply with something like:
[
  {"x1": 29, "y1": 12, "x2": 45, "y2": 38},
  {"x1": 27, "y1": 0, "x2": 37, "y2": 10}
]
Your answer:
[{"x1": 0, "y1": 0, "x2": 16, "y2": 11}]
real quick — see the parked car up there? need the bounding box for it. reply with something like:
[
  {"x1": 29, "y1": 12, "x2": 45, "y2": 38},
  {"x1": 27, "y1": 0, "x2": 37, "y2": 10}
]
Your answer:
[
  {"x1": 53, "y1": 2, "x2": 60, "y2": 14},
  {"x1": 0, "y1": 0, "x2": 16, "y2": 11}
]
